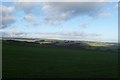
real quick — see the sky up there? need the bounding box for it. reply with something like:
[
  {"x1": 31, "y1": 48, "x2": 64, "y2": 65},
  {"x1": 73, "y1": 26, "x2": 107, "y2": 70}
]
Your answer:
[{"x1": 0, "y1": 1, "x2": 118, "y2": 42}]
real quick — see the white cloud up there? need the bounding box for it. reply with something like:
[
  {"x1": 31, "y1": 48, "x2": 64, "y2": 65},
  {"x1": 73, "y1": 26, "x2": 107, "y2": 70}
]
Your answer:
[
  {"x1": 0, "y1": 6, "x2": 16, "y2": 29},
  {"x1": 35, "y1": 31, "x2": 102, "y2": 41},
  {"x1": 1, "y1": 28, "x2": 27, "y2": 38},
  {"x1": 98, "y1": 12, "x2": 111, "y2": 17},
  {"x1": 24, "y1": 15, "x2": 36, "y2": 22},
  {"x1": 42, "y1": 2, "x2": 107, "y2": 25},
  {"x1": 1, "y1": 29, "x2": 101, "y2": 41},
  {"x1": 15, "y1": 2, "x2": 109, "y2": 26},
  {"x1": 11, "y1": 2, "x2": 113, "y2": 27},
  {"x1": 115, "y1": 3, "x2": 118, "y2": 8},
  {"x1": 36, "y1": 31, "x2": 101, "y2": 39}
]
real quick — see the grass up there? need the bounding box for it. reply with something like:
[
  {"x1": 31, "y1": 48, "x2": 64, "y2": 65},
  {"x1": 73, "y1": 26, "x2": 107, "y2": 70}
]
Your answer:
[
  {"x1": 2, "y1": 43, "x2": 118, "y2": 78},
  {"x1": 0, "y1": 40, "x2": 2, "y2": 79}
]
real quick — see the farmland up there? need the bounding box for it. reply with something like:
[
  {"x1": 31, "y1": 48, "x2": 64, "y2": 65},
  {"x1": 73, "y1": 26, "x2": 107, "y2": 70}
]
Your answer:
[
  {"x1": 2, "y1": 39, "x2": 118, "y2": 78},
  {"x1": 1, "y1": 2, "x2": 118, "y2": 79}
]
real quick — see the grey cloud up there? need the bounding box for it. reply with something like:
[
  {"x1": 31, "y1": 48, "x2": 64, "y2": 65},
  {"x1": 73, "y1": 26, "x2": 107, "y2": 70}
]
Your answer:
[
  {"x1": 80, "y1": 23, "x2": 88, "y2": 28},
  {"x1": 17, "y1": 2, "x2": 35, "y2": 13},
  {"x1": 16, "y1": 2, "x2": 108, "y2": 26},
  {"x1": 42, "y1": 2, "x2": 106, "y2": 25},
  {"x1": 16, "y1": 2, "x2": 43, "y2": 27},
  {"x1": 36, "y1": 31, "x2": 101, "y2": 37},
  {"x1": 2, "y1": 31, "x2": 28, "y2": 38},
  {"x1": 0, "y1": 6, "x2": 16, "y2": 29},
  {"x1": 24, "y1": 15, "x2": 40, "y2": 26},
  {"x1": 17, "y1": 2, "x2": 41, "y2": 14}
]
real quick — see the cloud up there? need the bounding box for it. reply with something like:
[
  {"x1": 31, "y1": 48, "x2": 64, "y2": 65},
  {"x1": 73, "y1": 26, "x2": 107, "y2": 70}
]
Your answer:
[
  {"x1": 42, "y1": 2, "x2": 106, "y2": 25},
  {"x1": 1, "y1": 29, "x2": 28, "y2": 38},
  {"x1": 98, "y1": 12, "x2": 111, "y2": 17},
  {"x1": 115, "y1": 3, "x2": 118, "y2": 8},
  {"x1": 0, "y1": 6, "x2": 16, "y2": 29},
  {"x1": 17, "y1": 2, "x2": 41, "y2": 14},
  {"x1": 36, "y1": 31, "x2": 101, "y2": 39},
  {"x1": 16, "y1": 2, "x2": 41, "y2": 26},
  {"x1": 1, "y1": 29, "x2": 101, "y2": 40},
  {"x1": 24, "y1": 15, "x2": 39, "y2": 26},
  {"x1": 16, "y1": 2, "x2": 108, "y2": 26},
  {"x1": 36, "y1": 31, "x2": 101, "y2": 41},
  {"x1": 3, "y1": 0, "x2": 119, "y2": 2},
  {"x1": 24, "y1": 15, "x2": 36, "y2": 22},
  {"x1": 80, "y1": 23, "x2": 88, "y2": 28},
  {"x1": 17, "y1": 2, "x2": 35, "y2": 13},
  {"x1": 2, "y1": 32, "x2": 27, "y2": 38}
]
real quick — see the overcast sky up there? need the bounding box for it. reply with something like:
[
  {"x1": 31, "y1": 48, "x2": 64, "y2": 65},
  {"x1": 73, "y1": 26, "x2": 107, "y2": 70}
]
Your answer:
[{"x1": 0, "y1": 1, "x2": 118, "y2": 42}]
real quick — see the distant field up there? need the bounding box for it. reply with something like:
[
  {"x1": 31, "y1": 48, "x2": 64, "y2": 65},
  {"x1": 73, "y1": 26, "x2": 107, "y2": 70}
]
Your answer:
[
  {"x1": 87, "y1": 42, "x2": 113, "y2": 47},
  {"x1": 3, "y1": 43, "x2": 118, "y2": 78},
  {"x1": 3, "y1": 38, "x2": 115, "y2": 47},
  {"x1": 6, "y1": 39, "x2": 36, "y2": 42}
]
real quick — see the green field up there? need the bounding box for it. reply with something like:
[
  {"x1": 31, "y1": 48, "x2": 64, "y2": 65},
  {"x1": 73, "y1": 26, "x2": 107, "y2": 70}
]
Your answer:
[{"x1": 3, "y1": 43, "x2": 118, "y2": 78}]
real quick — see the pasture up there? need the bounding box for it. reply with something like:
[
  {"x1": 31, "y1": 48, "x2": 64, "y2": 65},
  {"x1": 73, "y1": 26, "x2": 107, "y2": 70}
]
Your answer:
[{"x1": 2, "y1": 43, "x2": 118, "y2": 78}]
